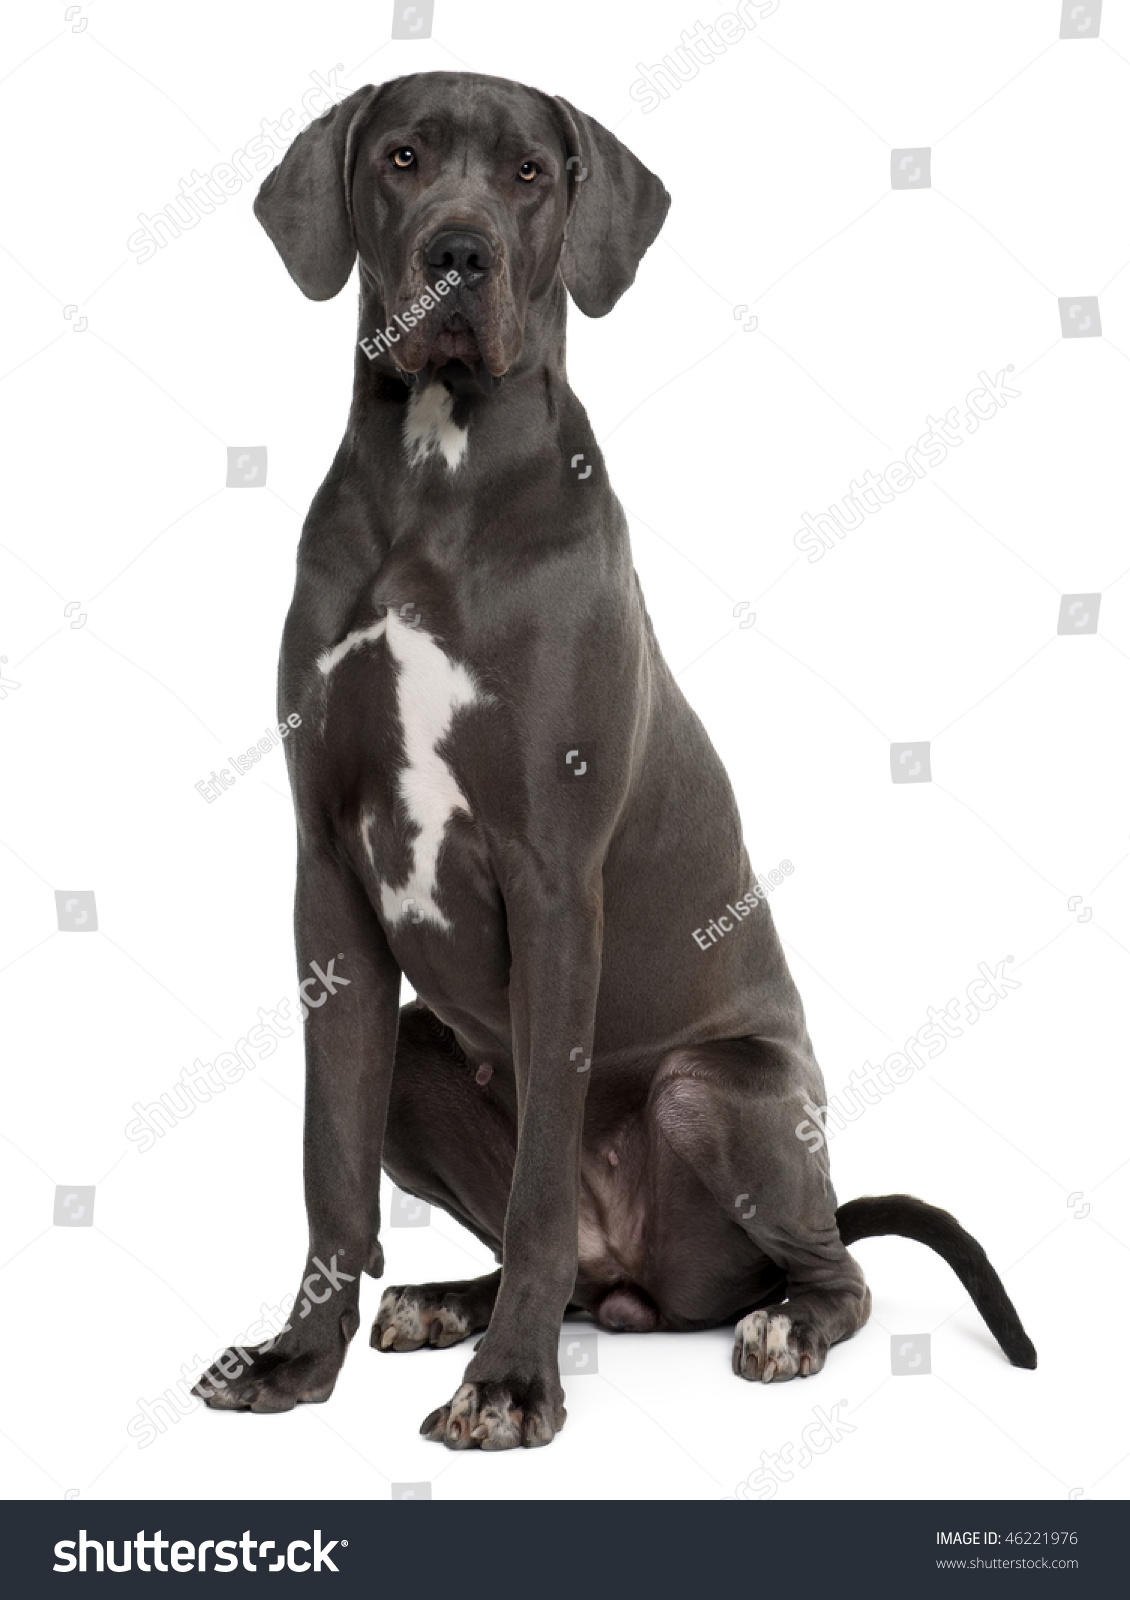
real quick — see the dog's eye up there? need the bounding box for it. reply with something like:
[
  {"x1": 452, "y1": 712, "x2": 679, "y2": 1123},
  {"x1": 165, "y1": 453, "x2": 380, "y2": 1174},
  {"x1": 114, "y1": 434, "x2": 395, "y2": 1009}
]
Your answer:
[
  {"x1": 517, "y1": 161, "x2": 540, "y2": 182},
  {"x1": 391, "y1": 147, "x2": 416, "y2": 169}
]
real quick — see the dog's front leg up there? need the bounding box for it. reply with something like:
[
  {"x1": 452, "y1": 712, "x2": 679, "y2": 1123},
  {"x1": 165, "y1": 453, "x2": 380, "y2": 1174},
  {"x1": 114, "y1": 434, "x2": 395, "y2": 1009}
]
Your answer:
[
  {"x1": 421, "y1": 876, "x2": 600, "y2": 1450},
  {"x1": 195, "y1": 845, "x2": 400, "y2": 1413}
]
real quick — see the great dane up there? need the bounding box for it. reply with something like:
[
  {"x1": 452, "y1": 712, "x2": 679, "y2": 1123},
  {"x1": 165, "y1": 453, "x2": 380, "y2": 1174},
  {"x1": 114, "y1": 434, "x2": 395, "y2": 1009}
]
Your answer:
[{"x1": 195, "y1": 70, "x2": 1035, "y2": 1450}]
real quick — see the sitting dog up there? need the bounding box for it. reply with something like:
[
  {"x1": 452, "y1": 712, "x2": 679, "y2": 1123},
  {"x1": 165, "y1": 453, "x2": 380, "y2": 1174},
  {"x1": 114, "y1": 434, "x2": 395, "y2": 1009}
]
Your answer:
[{"x1": 195, "y1": 70, "x2": 1035, "y2": 1450}]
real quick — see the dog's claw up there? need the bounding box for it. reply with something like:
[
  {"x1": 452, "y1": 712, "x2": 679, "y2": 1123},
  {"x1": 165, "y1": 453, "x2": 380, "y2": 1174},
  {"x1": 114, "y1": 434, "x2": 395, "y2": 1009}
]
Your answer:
[{"x1": 419, "y1": 1407, "x2": 444, "y2": 1439}]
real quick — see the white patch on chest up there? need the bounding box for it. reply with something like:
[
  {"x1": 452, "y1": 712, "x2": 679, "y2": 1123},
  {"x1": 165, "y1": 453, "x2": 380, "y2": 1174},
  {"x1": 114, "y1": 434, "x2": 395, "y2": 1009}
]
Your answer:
[
  {"x1": 375, "y1": 612, "x2": 481, "y2": 930},
  {"x1": 404, "y1": 383, "x2": 468, "y2": 471},
  {"x1": 317, "y1": 617, "x2": 388, "y2": 678}
]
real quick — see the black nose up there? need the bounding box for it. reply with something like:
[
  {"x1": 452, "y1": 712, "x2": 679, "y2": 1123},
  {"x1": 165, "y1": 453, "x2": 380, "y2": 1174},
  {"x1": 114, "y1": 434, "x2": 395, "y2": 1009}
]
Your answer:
[{"x1": 425, "y1": 230, "x2": 494, "y2": 287}]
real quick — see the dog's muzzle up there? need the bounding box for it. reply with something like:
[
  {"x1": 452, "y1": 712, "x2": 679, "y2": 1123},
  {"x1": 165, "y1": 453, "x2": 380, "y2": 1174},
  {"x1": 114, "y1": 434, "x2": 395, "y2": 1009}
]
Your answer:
[{"x1": 395, "y1": 227, "x2": 507, "y2": 392}]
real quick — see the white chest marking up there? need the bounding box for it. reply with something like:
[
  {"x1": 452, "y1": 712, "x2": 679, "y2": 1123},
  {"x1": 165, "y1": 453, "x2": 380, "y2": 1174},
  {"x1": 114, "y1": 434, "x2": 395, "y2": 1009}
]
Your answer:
[
  {"x1": 404, "y1": 383, "x2": 468, "y2": 471},
  {"x1": 317, "y1": 617, "x2": 388, "y2": 678},
  {"x1": 375, "y1": 612, "x2": 481, "y2": 930}
]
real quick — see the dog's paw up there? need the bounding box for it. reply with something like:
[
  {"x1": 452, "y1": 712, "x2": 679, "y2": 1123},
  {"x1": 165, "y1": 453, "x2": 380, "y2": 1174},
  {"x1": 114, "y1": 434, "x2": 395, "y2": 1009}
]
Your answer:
[
  {"x1": 371, "y1": 1285, "x2": 473, "y2": 1352},
  {"x1": 420, "y1": 1378, "x2": 565, "y2": 1451},
  {"x1": 732, "y1": 1309, "x2": 826, "y2": 1383},
  {"x1": 193, "y1": 1327, "x2": 350, "y2": 1414}
]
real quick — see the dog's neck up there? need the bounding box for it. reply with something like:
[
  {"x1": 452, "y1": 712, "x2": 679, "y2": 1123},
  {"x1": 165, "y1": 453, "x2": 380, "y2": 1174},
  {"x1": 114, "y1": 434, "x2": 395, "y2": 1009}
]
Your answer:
[{"x1": 344, "y1": 275, "x2": 579, "y2": 486}]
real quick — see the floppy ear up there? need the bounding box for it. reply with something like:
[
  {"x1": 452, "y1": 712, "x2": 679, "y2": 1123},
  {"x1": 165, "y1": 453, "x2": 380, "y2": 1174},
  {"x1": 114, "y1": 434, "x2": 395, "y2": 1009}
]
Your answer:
[
  {"x1": 554, "y1": 97, "x2": 670, "y2": 317},
  {"x1": 254, "y1": 85, "x2": 384, "y2": 300}
]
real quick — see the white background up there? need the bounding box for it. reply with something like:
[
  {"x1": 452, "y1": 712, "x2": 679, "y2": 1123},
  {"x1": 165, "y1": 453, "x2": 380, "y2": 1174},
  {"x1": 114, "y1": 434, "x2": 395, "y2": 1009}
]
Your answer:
[{"x1": 1, "y1": 0, "x2": 1128, "y2": 1503}]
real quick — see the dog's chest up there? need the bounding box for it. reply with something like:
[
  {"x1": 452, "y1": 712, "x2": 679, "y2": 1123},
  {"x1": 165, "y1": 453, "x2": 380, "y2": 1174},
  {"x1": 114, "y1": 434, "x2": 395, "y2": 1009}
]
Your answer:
[{"x1": 317, "y1": 609, "x2": 490, "y2": 934}]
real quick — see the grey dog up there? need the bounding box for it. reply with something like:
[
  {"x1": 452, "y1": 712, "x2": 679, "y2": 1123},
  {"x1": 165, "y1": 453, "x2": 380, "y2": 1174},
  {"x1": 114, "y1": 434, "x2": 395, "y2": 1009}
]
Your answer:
[{"x1": 195, "y1": 71, "x2": 1035, "y2": 1451}]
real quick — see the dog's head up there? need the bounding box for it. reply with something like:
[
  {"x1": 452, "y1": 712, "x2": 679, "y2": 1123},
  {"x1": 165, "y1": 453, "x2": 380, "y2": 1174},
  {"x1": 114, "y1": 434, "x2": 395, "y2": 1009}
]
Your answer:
[{"x1": 254, "y1": 71, "x2": 669, "y2": 385}]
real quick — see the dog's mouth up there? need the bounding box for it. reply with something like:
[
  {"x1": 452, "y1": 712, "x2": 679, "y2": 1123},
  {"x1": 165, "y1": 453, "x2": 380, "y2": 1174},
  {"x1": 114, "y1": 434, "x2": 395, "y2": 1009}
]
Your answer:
[
  {"x1": 385, "y1": 275, "x2": 514, "y2": 387},
  {"x1": 426, "y1": 311, "x2": 482, "y2": 367}
]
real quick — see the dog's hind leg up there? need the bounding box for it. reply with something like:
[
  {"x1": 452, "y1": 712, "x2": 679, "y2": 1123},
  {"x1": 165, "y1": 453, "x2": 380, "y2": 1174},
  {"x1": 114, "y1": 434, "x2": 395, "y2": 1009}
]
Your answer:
[
  {"x1": 373, "y1": 1002, "x2": 513, "y2": 1353},
  {"x1": 649, "y1": 1040, "x2": 870, "y2": 1382}
]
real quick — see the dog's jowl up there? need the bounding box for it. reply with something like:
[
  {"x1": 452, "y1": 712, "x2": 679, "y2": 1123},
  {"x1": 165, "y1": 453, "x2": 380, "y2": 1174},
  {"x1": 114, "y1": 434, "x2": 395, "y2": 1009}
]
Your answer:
[{"x1": 196, "y1": 72, "x2": 1035, "y2": 1449}]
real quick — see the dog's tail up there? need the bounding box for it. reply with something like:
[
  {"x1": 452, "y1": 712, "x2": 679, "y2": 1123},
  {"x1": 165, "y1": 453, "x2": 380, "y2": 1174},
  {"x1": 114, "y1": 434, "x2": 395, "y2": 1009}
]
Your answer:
[{"x1": 835, "y1": 1194, "x2": 1037, "y2": 1369}]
